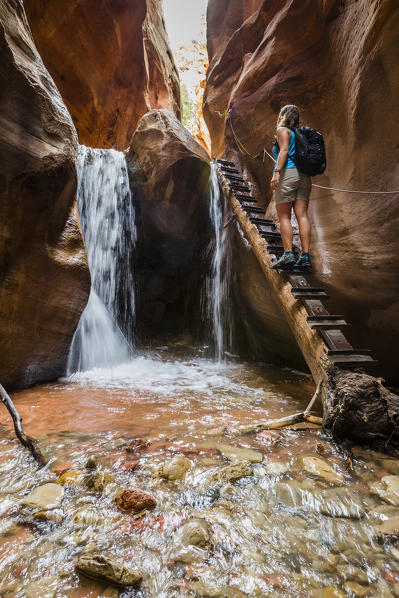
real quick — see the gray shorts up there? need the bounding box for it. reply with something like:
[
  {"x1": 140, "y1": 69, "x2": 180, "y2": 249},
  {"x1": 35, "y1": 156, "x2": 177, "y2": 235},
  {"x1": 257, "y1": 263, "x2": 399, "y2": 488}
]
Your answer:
[{"x1": 274, "y1": 167, "x2": 311, "y2": 205}]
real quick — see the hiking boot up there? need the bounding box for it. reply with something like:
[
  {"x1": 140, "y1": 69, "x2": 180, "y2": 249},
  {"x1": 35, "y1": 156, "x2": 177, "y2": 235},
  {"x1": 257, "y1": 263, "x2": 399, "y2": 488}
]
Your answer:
[
  {"x1": 295, "y1": 252, "x2": 312, "y2": 270},
  {"x1": 272, "y1": 251, "x2": 296, "y2": 270}
]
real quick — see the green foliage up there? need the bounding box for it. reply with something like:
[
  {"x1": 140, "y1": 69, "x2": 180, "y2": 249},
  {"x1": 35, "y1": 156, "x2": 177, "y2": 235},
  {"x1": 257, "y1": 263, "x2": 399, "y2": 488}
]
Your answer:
[{"x1": 181, "y1": 84, "x2": 195, "y2": 126}]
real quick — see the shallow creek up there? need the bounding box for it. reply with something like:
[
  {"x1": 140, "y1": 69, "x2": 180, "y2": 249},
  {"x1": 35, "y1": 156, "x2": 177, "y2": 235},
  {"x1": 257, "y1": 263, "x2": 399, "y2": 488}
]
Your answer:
[{"x1": 1, "y1": 351, "x2": 399, "y2": 598}]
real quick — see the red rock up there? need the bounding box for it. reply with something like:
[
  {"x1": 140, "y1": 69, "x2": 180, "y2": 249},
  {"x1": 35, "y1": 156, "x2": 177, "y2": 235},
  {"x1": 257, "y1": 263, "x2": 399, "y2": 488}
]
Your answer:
[
  {"x1": 0, "y1": 0, "x2": 90, "y2": 389},
  {"x1": 23, "y1": 0, "x2": 181, "y2": 149},
  {"x1": 51, "y1": 462, "x2": 77, "y2": 476},
  {"x1": 125, "y1": 438, "x2": 149, "y2": 454},
  {"x1": 118, "y1": 460, "x2": 140, "y2": 473},
  {"x1": 386, "y1": 570, "x2": 399, "y2": 583},
  {"x1": 204, "y1": 0, "x2": 399, "y2": 383},
  {"x1": 115, "y1": 489, "x2": 156, "y2": 514},
  {"x1": 255, "y1": 431, "x2": 282, "y2": 447}
]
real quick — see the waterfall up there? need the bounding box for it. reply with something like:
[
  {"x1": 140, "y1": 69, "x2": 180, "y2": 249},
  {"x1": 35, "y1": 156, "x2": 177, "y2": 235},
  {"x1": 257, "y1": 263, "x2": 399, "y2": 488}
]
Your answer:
[
  {"x1": 67, "y1": 146, "x2": 136, "y2": 373},
  {"x1": 204, "y1": 162, "x2": 232, "y2": 361}
]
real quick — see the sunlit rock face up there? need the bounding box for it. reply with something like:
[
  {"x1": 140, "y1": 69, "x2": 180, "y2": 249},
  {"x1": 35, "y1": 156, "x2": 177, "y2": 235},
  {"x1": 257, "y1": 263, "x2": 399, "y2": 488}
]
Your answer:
[
  {"x1": 126, "y1": 109, "x2": 210, "y2": 340},
  {"x1": 204, "y1": 0, "x2": 399, "y2": 381},
  {"x1": 0, "y1": 0, "x2": 90, "y2": 389},
  {"x1": 24, "y1": 0, "x2": 181, "y2": 149}
]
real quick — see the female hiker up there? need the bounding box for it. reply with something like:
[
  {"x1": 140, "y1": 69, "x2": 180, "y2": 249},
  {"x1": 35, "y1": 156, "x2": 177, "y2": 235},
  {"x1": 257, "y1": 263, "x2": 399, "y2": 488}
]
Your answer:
[{"x1": 270, "y1": 104, "x2": 312, "y2": 270}]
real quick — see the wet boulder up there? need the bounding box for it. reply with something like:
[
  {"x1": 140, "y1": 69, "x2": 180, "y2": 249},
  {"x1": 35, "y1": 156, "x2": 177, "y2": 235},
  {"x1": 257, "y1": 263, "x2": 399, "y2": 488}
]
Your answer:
[
  {"x1": 0, "y1": 0, "x2": 90, "y2": 389},
  {"x1": 115, "y1": 488, "x2": 156, "y2": 513},
  {"x1": 86, "y1": 471, "x2": 114, "y2": 493},
  {"x1": 212, "y1": 461, "x2": 253, "y2": 484},
  {"x1": 76, "y1": 552, "x2": 142, "y2": 587},
  {"x1": 155, "y1": 456, "x2": 191, "y2": 481},
  {"x1": 126, "y1": 109, "x2": 210, "y2": 341},
  {"x1": 21, "y1": 484, "x2": 64, "y2": 510}
]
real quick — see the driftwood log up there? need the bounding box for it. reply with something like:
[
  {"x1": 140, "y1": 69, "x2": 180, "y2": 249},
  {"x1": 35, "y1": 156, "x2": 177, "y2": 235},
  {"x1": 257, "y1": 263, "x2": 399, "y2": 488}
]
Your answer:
[
  {"x1": 217, "y1": 164, "x2": 399, "y2": 449},
  {"x1": 0, "y1": 384, "x2": 46, "y2": 465}
]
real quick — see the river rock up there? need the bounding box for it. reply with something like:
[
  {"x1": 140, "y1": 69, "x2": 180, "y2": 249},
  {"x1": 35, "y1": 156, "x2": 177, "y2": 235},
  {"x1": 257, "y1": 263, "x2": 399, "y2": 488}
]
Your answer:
[
  {"x1": 216, "y1": 444, "x2": 263, "y2": 463},
  {"x1": 101, "y1": 588, "x2": 120, "y2": 598},
  {"x1": 343, "y1": 581, "x2": 369, "y2": 597},
  {"x1": 125, "y1": 438, "x2": 149, "y2": 454},
  {"x1": 76, "y1": 552, "x2": 142, "y2": 587},
  {"x1": 319, "y1": 488, "x2": 365, "y2": 519},
  {"x1": 213, "y1": 461, "x2": 253, "y2": 483},
  {"x1": 374, "y1": 516, "x2": 399, "y2": 540},
  {"x1": 115, "y1": 489, "x2": 156, "y2": 513},
  {"x1": 264, "y1": 461, "x2": 289, "y2": 476},
  {"x1": 51, "y1": 462, "x2": 77, "y2": 476},
  {"x1": 21, "y1": 484, "x2": 64, "y2": 510},
  {"x1": 57, "y1": 471, "x2": 84, "y2": 485},
  {"x1": 86, "y1": 471, "x2": 114, "y2": 493},
  {"x1": 24, "y1": 0, "x2": 180, "y2": 149},
  {"x1": 34, "y1": 510, "x2": 63, "y2": 523},
  {"x1": 155, "y1": 456, "x2": 191, "y2": 481},
  {"x1": 85, "y1": 456, "x2": 100, "y2": 470},
  {"x1": 174, "y1": 519, "x2": 210, "y2": 549},
  {"x1": 73, "y1": 508, "x2": 104, "y2": 526},
  {"x1": 379, "y1": 460, "x2": 399, "y2": 476},
  {"x1": 0, "y1": 0, "x2": 90, "y2": 389},
  {"x1": 370, "y1": 475, "x2": 399, "y2": 506},
  {"x1": 255, "y1": 431, "x2": 282, "y2": 447},
  {"x1": 301, "y1": 456, "x2": 344, "y2": 485}
]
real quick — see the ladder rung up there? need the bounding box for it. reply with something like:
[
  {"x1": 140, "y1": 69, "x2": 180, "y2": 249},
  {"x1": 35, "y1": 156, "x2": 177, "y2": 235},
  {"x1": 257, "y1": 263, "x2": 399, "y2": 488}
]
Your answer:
[
  {"x1": 217, "y1": 159, "x2": 235, "y2": 167},
  {"x1": 307, "y1": 317, "x2": 348, "y2": 330},
  {"x1": 229, "y1": 184, "x2": 251, "y2": 192},
  {"x1": 260, "y1": 231, "x2": 281, "y2": 239},
  {"x1": 328, "y1": 354, "x2": 378, "y2": 368},
  {"x1": 327, "y1": 348, "x2": 372, "y2": 356},
  {"x1": 235, "y1": 194, "x2": 256, "y2": 201},
  {"x1": 220, "y1": 167, "x2": 239, "y2": 174},
  {"x1": 224, "y1": 174, "x2": 245, "y2": 182},
  {"x1": 242, "y1": 206, "x2": 264, "y2": 214},
  {"x1": 292, "y1": 288, "x2": 329, "y2": 299},
  {"x1": 250, "y1": 217, "x2": 274, "y2": 225}
]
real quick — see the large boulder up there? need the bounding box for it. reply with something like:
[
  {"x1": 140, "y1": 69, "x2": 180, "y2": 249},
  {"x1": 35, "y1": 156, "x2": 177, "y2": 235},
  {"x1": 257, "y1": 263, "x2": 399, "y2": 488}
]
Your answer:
[
  {"x1": 204, "y1": 0, "x2": 399, "y2": 382},
  {"x1": 0, "y1": 0, "x2": 90, "y2": 389},
  {"x1": 24, "y1": 0, "x2": 181, "y2": 149},
  {"x1": 126, "y1": 109, "x2": 210, "y2": 340}
]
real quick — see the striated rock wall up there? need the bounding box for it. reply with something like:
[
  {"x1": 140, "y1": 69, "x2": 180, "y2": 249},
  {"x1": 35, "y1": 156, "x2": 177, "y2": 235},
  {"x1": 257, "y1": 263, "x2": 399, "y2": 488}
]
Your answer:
[
  {"x1": 204, "y1": 0, "x2": 399, "y2": 381},
  {"x1": 126, "y1": 109, "x2": 210, "y2": 341},
  {"x1": 0, "y1": 0, "x2": 90, "y2": 389},
  {"x1": 24, "y1": 0, "x2": 181, "y2": 149}
]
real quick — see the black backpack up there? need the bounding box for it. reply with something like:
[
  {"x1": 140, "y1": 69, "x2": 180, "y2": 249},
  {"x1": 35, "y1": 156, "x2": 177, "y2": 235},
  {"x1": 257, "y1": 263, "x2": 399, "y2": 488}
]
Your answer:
[{"x1": 274, "y1": 126, "x2": 327, "y2": 176}]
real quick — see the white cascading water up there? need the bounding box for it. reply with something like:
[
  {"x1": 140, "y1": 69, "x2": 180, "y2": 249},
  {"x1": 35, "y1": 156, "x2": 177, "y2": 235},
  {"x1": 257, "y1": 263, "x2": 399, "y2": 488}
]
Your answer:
[
  {"x1": 204, "y1": 161, "x2": 232, "y2": 361},
  {"x1": 67, "y1": 146, "x2": 136, "y2": 373}
]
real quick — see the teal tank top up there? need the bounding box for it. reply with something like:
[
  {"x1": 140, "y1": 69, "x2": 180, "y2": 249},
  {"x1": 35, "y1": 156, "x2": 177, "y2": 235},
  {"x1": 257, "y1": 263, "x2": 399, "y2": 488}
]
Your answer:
[{"x1": 273, "y1": 128, "x2": 296, "y2": 170}]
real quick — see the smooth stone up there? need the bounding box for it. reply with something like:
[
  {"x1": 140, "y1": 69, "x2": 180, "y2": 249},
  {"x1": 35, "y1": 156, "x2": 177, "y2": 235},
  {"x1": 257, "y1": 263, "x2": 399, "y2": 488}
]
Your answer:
[
  {"x1": 100, "y1": 588, "x2": 120, "y2": 598},
  {"x1": 86, "y1": 471, "x2": 114, "y2": 493},
  {"x1": 264, "y1": 461, "x2": 289, "y2": 475},
  {"x1": 213, "y1": 461, "x2": 253, "y2": 483},
  {"x1": 301, "y1": 456, "x2": 344, "y2": 485},
  {"x1": 56, "y1": 470, "x2": 84, "y2": 485},
  {"x1": 34, "y1": 509, "x2": 63, "y2": 523},
  {"x1": 155, "y1": 456, "x2": 191, "y2": 481},
  {"x1": 370, "y1": 475, "x2": 399, "y2": 506},
  {"x1": 380, "y1": 460, "x2": 399, "y2": 476},
  {"x1": 313, "y1": 589, "x2": 346, "y2": 598},
  {"x1": 73, "y1": 507, "x2": 104, "y2": 526},
  {"x1": 255, "y1": 430, "x2": 282, "y2": 446},
  {"x1": 174, "y1": 518, "x2": 210, "y2": 548},
  {"x1": 115, "y1": 488, "x2": 156, "y2": 513},
  {"x1": 76, "y1": 553, "x2": 142, "y2": 587},
  {"x1": 24, "y1": 577, "x2": 58, "y2": 598},
  {"x1": 375, "y1": 516, "x2": 399, "y2": 539},
  {"x1": 319, "y1": 488, "x2": 365, "y2": 519},
  {"x1": 21, "y1": 484, "x2": 64, "y2": 510},
  {"x1": 51, "y1": 461, "x2": 77, "y2": 476},
  {"x1": 216, "y1": 444, "x2": 263, "y2": 463},
  {"x1": 186, "y1": 581, "x2": 244, "y2": 597},
  {"x1": 343, "y1": 581, "x2": 370, "y2": 597},
  {"x1": 85, "y1": 456, "x2": 100, "y2": 470}
]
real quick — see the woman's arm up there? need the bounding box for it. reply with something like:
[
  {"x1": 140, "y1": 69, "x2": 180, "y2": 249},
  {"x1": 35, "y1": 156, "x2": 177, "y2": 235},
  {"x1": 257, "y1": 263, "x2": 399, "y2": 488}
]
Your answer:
[{"x1": 270, "y1": 127, "x2": 290, "y2": 191}]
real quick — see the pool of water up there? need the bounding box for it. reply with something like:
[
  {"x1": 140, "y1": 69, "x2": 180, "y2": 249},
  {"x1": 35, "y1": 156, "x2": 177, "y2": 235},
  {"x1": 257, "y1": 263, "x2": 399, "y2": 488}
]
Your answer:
[{"x1": 1, "y1": 351, "x2": 398, "y2": 597}]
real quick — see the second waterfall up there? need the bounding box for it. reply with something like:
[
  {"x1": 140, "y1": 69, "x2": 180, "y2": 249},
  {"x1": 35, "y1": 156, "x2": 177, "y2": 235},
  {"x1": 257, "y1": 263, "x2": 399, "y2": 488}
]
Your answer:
[{"x1": 68, "y1": 146, "x2": 136, "y2": 373}]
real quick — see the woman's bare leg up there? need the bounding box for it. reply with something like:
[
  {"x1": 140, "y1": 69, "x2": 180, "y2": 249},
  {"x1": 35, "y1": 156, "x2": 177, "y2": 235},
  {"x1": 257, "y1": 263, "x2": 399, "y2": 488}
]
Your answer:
[
  {"x1": 276, "y1": 202, "x2": 294, "y2": 252},
  {"x1": 293, "y1": 199, "x2": 311, "y2": 253}
]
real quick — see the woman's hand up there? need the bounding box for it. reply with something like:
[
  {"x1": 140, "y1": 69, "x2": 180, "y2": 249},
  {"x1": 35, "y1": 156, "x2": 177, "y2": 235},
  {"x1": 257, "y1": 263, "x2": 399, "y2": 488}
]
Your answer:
[{"x1": 270, "y1": 171, "x2": 280, "y2": 191}]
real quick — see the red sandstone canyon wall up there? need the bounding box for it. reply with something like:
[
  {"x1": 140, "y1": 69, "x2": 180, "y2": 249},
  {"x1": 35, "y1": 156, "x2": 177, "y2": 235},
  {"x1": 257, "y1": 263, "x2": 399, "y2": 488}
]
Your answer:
[
  {"x1": 204, "y1": 0, "x2": 399, "y2": 381},
  {"x1": 24, "y1": 0, "x2": 181, "y2": 149},
  {"x1": 0, "y1": 0, "x2": 90, "y2": 389}
]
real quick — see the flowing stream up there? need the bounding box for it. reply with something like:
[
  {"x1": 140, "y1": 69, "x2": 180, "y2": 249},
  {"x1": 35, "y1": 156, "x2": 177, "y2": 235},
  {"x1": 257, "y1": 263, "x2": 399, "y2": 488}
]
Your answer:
[
  {"x1": 1, "y1": 354, "x2": 399, "y2": 597},
  {"x1": 67, "y1": 146, "x2": 136, "y2": 373},
  {"x1": 204, "y1": 162, "x2": 232, "y2": 361}
]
